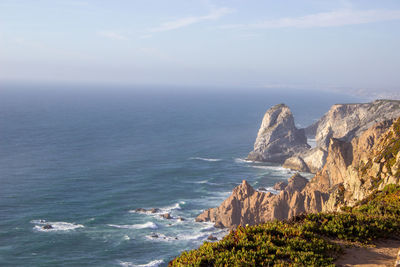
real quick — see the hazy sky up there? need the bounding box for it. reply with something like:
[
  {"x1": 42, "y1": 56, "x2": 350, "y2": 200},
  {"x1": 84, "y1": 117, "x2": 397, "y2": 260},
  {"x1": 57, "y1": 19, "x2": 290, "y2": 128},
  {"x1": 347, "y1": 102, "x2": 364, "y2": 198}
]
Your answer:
[{"x1": 1, "y1": 0, "x2": 400, "y2": 91}]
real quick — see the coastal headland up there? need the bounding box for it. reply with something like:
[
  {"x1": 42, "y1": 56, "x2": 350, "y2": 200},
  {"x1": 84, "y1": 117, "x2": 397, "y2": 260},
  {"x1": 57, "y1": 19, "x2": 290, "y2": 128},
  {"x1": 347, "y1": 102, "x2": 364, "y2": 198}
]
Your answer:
[{"x1": 171, "y1": 100, "x2": 400, "y2": 266}]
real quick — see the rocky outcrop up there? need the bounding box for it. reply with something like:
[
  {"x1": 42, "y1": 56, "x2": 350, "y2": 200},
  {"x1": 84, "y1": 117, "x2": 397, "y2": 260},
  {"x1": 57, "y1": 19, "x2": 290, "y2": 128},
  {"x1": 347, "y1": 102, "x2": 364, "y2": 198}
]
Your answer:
[
  {"x1": 198, "y1": 117, "x2": 400, "y2": 228},
  {"x1": 247, "y1": 104, "x2": 310, "y2": 163},
  {"x1": 284, "y1": 100, "x2": 400, "y2": 173},
  {"x1": 314, "y1": 100, "x2": 400, "y2": 150},
  {"x1": 196, "y1": 174, "x2": 311, "y2": 228},
  {"x1": 273, "y1": 181, "x2": 288, "y2": 190}
]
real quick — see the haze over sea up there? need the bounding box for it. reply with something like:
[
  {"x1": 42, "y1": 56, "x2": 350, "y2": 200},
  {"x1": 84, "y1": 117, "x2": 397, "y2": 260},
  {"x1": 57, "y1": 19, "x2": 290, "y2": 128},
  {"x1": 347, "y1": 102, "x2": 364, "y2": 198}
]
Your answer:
[{"x1": 0, "y1": 84, "x2": 361, "y2": 266}]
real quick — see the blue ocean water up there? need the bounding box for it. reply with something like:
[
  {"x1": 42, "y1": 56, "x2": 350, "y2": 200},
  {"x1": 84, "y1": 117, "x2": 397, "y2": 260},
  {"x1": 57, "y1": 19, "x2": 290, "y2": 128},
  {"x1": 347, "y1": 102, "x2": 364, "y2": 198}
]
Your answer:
[{"x1": 0, "y1": 84, "x2": 361, "y2": 266}]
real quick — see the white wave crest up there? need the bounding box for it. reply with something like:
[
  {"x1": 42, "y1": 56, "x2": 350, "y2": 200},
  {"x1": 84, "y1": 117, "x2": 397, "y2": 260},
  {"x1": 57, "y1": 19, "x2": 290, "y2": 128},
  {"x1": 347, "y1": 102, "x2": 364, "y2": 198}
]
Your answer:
[
  {"x1": 234, "y1": 158, "x2": 255, "y2": 163},
  {"x1": 129, "y1": 201, "x2": 186, "y2": 215},
  {"x1": 145, "y1": 232, "x2": 175, "y2": 242},
  {"x1": 189, "y1": 157, "x2": 222, "y2": 162},
  {"x1": 31, "y1": 220, "x2": 84, "y2": 232},
  {"x1": 108, "y1": 222, "x2": 158, "y2": 230},
  {"x1": 118, "y1": 259, "x2": 164, "y2": 267},
  {"x1": 192, "y1": 180, "x2": 209, "y2": 184}
]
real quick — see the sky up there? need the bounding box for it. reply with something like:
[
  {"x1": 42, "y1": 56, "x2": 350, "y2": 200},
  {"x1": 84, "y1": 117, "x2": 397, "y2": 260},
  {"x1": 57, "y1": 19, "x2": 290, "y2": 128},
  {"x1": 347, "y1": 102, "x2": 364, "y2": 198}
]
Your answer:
[{"x1": 1, "y1": 0, "x2": 400, "y2": 92}]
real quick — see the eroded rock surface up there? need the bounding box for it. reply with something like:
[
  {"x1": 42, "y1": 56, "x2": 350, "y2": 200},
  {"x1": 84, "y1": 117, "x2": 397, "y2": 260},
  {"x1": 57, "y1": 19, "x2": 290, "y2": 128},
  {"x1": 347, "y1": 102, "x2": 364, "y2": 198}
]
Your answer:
[
  {"x1": 198, "y1": 117, "x2": 400, "y2": 228},
  {"x1": 285, "y1": 100, "x2": 400, "y2": 173},
  {"x1": 247, "y1": 104, "x2": 309, "y2": 163}
]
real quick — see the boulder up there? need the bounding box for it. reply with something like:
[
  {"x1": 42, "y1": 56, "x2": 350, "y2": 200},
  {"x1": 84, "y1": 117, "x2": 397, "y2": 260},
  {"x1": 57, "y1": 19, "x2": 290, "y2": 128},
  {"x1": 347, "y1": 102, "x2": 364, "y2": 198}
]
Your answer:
[
  {"x1": 283, "y1": 156, "x2": 309, "y2": 172},
  {"x1": 162, "y1": 213, "x2": 172, "y2": 219}
]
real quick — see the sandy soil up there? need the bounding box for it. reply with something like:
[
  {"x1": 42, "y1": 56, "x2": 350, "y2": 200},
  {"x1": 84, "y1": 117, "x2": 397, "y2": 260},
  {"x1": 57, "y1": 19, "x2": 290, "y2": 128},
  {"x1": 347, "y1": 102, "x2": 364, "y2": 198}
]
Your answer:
[{"x1": 335, "y1": 239, "x2": 400, "y2": 267}]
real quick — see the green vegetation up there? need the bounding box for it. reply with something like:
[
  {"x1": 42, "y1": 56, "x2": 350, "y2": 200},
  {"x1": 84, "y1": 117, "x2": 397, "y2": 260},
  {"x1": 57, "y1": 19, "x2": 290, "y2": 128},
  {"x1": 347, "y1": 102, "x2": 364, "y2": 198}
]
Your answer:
[
  {"x1": 375, "y1": 118, "x2": 400, "y2": 177},
  {"x1": 170, "y1": 185, "x2": 400, "y2": 266}
]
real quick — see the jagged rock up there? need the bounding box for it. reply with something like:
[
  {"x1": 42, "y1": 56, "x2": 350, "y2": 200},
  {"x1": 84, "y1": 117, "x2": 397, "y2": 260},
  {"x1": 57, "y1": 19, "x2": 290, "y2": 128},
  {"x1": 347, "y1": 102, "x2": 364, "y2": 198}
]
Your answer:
[
  {"x1": 207, "y1": 235, "x2": 218, "y2": 241},
  {"x1": 150, "y1": 208, "x2": 160, "y2": 213},
  {"x1": 196, "y1": 180, "x2": 273, "y2": 228},
  {"x1": 196, "y1": 174, "x2": 309, "y2": 228},
  {"x1": 273, "y1": 181, "x2": 288, "y2": 191},
  {"x1": 283, "y1": 156, "x2": 309, "y2": 172},
  {"x1": 285, "y1": 173, "x2": 308, "y2": 193},
  {"x1": 314, "y1": 100, "x2": 400, "y2": 151},
  {"x1": 197, "y1": 117, "x2": 400, "y2": 228},
  {"x1": 162, "y1": 213, "x2": 172, "y2": 219},
  {"x1": 283, "y1": 100, "x2": 400, "y2": 173},
  {"x1": 247, "y1": 104, "x2": 310, "y2": 163}
]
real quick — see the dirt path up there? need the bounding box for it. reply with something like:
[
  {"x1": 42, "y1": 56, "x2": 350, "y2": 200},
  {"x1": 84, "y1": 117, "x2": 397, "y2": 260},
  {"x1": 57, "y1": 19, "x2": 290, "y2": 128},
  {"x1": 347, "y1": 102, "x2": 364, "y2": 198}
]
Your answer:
[{"x1": 335, "y1": 239, "x2": 400, "y2": 267}]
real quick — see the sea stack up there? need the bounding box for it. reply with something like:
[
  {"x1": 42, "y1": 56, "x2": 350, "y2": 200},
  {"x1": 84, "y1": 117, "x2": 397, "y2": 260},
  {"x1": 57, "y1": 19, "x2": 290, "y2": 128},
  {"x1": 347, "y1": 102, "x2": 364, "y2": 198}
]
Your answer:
[{"x1": 247, "y1": 104, "x2": 309, "y2": 163}]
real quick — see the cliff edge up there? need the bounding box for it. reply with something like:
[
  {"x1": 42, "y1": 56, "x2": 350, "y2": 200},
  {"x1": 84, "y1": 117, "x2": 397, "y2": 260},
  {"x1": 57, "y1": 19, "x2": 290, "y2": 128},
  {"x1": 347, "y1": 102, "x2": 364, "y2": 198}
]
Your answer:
[
  {"x1": 197, "y1": 117, "x2": 400, "y2": 228},
  {"x1": 284, "y1": 99, "x2": 400, "y2": 173}
]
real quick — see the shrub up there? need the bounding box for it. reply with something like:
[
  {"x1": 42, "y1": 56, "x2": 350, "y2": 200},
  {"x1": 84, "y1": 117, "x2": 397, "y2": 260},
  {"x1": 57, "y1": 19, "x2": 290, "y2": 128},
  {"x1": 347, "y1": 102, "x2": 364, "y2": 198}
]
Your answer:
[{"x1": 170, "y1": 184, "x2": 400, "y2": 266}]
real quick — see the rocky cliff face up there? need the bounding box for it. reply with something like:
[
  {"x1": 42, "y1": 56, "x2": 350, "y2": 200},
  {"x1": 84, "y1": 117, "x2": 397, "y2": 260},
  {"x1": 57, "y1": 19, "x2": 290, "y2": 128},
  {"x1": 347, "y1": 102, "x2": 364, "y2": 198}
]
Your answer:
[
  {"x1": 285, "y1": 100, "x2": 400, "y2": 173},
  {"x1": 196, "y1": 174, "x2": 313, "y2": 228},
  {"x1": 247, "y1": 104, "x2": 309, "y2": 163},
  {"x1": 197, "y1": 117, "x2": 400, "y2": 228}
]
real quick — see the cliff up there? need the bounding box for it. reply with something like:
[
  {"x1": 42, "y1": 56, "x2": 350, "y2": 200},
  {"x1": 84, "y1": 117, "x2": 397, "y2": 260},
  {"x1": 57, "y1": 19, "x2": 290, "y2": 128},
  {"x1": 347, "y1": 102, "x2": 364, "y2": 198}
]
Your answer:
[
  {"x1": 285, "y1": 99, "x2": 400, "y2": 173},
  {"x1": 247, "y1": 104, "x2": 309, "y2": 163},
  {"x1": 196, "y1": 117, "x2": 400, "y2": 228}
]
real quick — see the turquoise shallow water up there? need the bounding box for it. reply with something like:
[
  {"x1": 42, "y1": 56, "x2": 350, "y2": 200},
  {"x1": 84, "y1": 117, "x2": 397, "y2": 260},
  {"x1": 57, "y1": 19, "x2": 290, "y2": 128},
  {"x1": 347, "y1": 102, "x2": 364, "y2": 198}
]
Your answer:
[{"x1": 0, "y1": 85, "x2": 361, "y2": 266}]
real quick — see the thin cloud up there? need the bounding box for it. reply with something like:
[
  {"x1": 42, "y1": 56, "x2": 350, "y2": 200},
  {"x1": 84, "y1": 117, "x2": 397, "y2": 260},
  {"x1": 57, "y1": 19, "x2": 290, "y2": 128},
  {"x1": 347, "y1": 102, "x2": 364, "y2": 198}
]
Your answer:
[
  {"x1": 150, "y1": 7, "x2": 234, "y2": 32},
  {"x1": 97, "y1": 31, "x2": 128, "y2": 40},
  {"x1": 221, "y1": 9, "x2": 400, "y2": 29}
]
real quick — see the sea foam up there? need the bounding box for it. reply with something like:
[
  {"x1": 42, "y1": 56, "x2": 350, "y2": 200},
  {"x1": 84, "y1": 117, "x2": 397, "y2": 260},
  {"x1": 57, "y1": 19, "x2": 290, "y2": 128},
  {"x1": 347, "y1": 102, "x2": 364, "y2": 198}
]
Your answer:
[
  {"x1": 129, "y1": 201, "x2": 186, "y2": 215},
  {"x1": 189, "y1": 157, "x2": 222, "y2": 162},
  {"x1": 31, "y1": 220, "x2": 84, "y2": 232},
  {"x1": 118, "y1": 259, "x2": 164, "y2": 267},
  {"x1": 108, "y1": 222, "x2": 158, "y2": 230}
]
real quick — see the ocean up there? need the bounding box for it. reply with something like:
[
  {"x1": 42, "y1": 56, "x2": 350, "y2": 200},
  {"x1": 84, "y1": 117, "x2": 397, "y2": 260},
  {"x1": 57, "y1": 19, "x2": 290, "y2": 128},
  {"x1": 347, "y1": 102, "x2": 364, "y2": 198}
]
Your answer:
[{"x1": 0, "y1": 84, "x2": 361, "y2": 266}]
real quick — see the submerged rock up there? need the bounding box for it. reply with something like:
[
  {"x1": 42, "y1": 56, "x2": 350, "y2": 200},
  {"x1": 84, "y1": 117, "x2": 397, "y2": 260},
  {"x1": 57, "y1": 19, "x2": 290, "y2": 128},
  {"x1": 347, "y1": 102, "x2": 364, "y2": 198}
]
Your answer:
[
  {"x1": 162, "y1": 213, "x2": 172, "y2": 219},
  {"x1": 150, "y1": 208, "x2": 160, "y2": 213},
  {"x1": 43, "y1": 224, "x2": 53, "y2": 230},
  {"x1": 135, "y1": 208, "x2": 147, "y2": 213},
  {"x1": 247, "y1": 104, "x2": 310, "y2": 163}
]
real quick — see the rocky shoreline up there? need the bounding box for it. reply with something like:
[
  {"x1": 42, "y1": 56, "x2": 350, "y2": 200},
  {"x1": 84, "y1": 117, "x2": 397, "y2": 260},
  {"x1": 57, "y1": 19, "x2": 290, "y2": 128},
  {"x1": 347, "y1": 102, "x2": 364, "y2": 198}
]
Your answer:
[
  {"x1": 197, "y1": 100, "x2": 400, "y2": 228},
  {"x1": 171, "y1": 99, "x2": 400, "y2": 266}
]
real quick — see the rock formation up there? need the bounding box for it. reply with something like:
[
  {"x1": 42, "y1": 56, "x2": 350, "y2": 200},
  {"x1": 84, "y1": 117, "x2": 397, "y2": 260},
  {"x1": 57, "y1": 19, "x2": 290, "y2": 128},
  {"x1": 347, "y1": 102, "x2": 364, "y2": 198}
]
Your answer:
[
  {"x1": 196, "y1": 174, "x2": 310, "y2": 228},
  {"x1": 197, "y1": 117, "x2": 400, "y2": 228},
  {"x1": 247, "y1": 104, "x2": 309, "y2": 163},
  {"x1": 284, "y1": 100, "x2": 400, "y2": 173}
]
